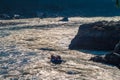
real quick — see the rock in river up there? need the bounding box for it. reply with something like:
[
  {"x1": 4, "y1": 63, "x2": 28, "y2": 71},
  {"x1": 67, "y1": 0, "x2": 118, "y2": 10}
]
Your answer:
[{"x1": 69, "y1": 21, "x2": 120, "y2": 50}]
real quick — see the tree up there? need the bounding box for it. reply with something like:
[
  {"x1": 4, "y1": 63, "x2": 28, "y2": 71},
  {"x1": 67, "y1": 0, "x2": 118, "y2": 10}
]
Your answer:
[{"x1": 116, "y1": 0, "x2": 119, "y2": 8}]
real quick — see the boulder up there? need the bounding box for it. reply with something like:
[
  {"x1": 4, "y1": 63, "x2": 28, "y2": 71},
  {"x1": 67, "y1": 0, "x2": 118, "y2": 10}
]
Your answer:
[
  {"x1": 90, "y1": 52, "x2": 120, "y2": 68},
  {"x1": 59, "y1": 17, "x2": 68, "y2": 21},
  {"x1": 69, "y1": 21, "x2": 120, "y2": 50},
  {"x1": 50, "y1": 55, "x2": 63, "y2": 64},
  {"x1": 114, "y1": 41, "x2": 120, "y2": 54},
  {"x1": 90, "y1": 41, "x2": 120, "y2": 68}
]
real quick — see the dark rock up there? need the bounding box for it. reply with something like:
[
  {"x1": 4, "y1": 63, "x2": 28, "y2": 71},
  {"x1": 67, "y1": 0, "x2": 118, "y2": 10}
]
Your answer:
[
  {"x1": 90, "y1": 55, "x2": 106, "y2": 62},
  {"x1": 69, "y1": 21, "x2": 120, "y2": 50},
  {"x1": 90, "y1": 41, "x2": 120, "y2": 68},
  {"x1": 50, "y1": 55, "x2": 63, "y2": 64},
  {"x1": 114, "y1": 41, "x2": 120, "y2": 54},
  {"x1": 0, "y1": 14, "x2": 11, "y2": 20},
  {"x1": 105, "y1": 53, "x2": 120, "y2": 65},
  {"x1": 90, "y1": 52, "x2": 120, "y2": 68},
  {"x1": 66, "y1": 71, "x2": 80, "y2": 75},
  {"x1": 59, "y1": 17, "x2": 68, "y2": 21}
]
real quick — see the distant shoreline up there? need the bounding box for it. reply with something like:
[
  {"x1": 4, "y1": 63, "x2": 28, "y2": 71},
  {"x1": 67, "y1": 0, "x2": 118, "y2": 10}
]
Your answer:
[{"x1": 0, "y1": 0, "x2": 120, "y2": 17}]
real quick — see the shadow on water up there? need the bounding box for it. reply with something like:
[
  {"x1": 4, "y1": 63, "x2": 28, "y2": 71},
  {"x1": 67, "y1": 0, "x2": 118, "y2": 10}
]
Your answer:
[
  {"x1": 0, "y1": 30, "x2": 11, "y2": 37},
  {"x1": 0, "y1": 22, "x2": 26, "y2": 37},
  {"x1": 0, "y1": 22, "x2": 74, "y2": 31},
  {"x1": 0, "y1": 22, "x2": 26, "y2": 26},
  {"x1": 0, "y1": 45, "x2": 37, "y2": 66},
  {"x1": 38, "y1": 48, "x2": 56, "y2": 51},
  {"x1": 78, "y1": 49, "x2": 109, "y2": 55}
]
